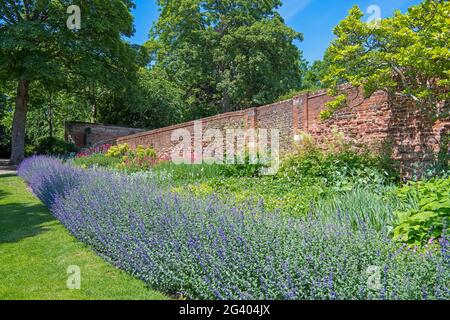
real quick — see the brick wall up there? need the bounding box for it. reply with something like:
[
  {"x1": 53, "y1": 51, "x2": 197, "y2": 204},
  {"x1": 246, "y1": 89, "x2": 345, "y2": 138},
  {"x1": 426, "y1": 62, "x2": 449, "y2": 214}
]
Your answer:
[
  {"x1": 115, "y1": 86, "x2": 449, "y2": 175},
  {"x1": 308, "y1": 87, "x2": 450, "y2": 174},
  {"x1": 65, "y1": 122, "x2": 146, "y2": 148},
  {"x1": 118, "y1": 111, "x2": 247, "y2": 158}
]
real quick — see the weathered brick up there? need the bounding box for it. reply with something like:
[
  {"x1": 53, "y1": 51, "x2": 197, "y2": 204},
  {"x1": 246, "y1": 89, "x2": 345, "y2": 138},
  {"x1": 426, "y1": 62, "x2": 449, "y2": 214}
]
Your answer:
[{"x1": 64, "y1": 86, "x2": 449, "y2": 177}]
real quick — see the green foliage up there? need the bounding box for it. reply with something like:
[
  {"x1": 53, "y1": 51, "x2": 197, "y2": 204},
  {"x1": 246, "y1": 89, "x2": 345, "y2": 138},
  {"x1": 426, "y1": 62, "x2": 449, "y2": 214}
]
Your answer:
[
  {"x1": 433, "y1": 132, "x2": 450, "y2": 176},
  {"x1": 210, "y1": 176, "x2": 329, "y2": 216},
  {"x1": 324, "y1": 1, "x2": 450, "y2": 119},
  {"x1": 217, "y1": 152, "x2": 268, "y2": 177},
  {"x1": 0, "y1": 89, "x2": 12, "y2": 158},
  {"x1": 314, "y1": 186, "x2": 402, "y2": 232},
  {"x1": 278, "y1": 132, "x2": 396, "y2": 188},
  {"x1": 276, "y1": 59, "x2": 329, "y2": 101},
  {"x1": 149, "y1": 0, "x2": 304, "y2": 116},
  {"x1": 105, "y1": 143, "x2": 131, "y2": 158},
  {"x1": 320, "y1": 94, "x2": 347, "y2": 120},
  {"x1": 76, "y1": 143, "x2": 159, "y2": 172},
  {"x1": 27, "y1": 83, "x2": 91, "y2": 143},
  {"x1": 117, "y1": 145, "x2": 158, "y2": 172},
  {"x1": 0, "y1": 0, "x2": 139, "y2": 161},
  {"x1": 72, "y1": 154, "x2": 122, "y2": 169},
  {"x1": 302, "y1": 59, "x2": 329, "y2": 91},
  {"x1": 0, "y1": 1, "x2": 136, "y2": 83},
  {"x1": 97, "y1": 67, "x2": 186, "y2": 129},
  {"x1": 153, "y1": 162, "x2": 227, "y2": 184},
  {"x1": 29, "y1": 136, "x2": 78, "y2": 157},
  {"x1": 1, "y1": 81, "x2": 90, "y2": 159},
  {"x1": 393, "y1": 177, "x2": 450, "y2": 245},
  {"x1": 81, "y1": 143, "x2": 269, "y2": 178}
]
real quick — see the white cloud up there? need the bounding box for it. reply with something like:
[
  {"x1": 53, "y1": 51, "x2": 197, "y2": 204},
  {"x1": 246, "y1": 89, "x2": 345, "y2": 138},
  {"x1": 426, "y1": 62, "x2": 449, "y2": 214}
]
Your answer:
[{"x1": 278, "y1": 0, "x2": 314, "y2": 21}]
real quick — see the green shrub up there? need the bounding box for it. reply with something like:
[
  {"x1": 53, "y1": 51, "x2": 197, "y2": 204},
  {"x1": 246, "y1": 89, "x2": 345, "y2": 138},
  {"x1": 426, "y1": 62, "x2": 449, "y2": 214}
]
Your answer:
[
  {"x1": 216, "y1": 152, "x2": 269, "y2": 178},
  {"x1": 29, "y1": 136, "x2": 78, "y2": 156},
  {"x1": 392, "y1": 177, "x2": 450, "y2": 245},
  {"x1": 72, "y1": 153, "x2": 122, "y2": 169},
  {"x1": 279, "y1": 132, "x2": 396, "y2": 188},
  {"x1": 423, "y1": 132, "x2": 450, "y2": 178}
]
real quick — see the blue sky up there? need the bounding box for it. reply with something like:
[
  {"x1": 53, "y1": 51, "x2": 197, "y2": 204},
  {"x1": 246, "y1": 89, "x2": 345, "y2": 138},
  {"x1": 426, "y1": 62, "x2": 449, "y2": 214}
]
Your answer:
[{"x1": 128, "y1": 0, "x2": 422, "y2": 63}]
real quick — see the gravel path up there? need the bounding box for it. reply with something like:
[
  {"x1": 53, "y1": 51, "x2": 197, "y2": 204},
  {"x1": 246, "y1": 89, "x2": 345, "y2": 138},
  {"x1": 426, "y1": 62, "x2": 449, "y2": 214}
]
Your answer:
[{"x1": 0, "y1": 169, "x2": 17, "y2": 176}]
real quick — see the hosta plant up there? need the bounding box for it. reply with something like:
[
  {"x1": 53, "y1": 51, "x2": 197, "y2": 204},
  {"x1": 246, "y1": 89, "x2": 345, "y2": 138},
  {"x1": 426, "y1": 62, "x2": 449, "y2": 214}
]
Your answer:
[{"x1": 393, "y1": 177, "x2": 450, "y2": 245}]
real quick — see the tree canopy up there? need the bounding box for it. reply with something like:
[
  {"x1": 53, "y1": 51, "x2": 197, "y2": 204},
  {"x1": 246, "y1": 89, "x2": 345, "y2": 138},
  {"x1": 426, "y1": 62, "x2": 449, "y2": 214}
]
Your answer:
[
  {"x1": 148, "y1": 0, "x2": 304, "y2": 117},
  {"x1": 97, "y1": 66, "x2": 186, "y2": 129},
  {"x1": 0, "y1": 0, "x2": 138, "y2": 163},
  {"x1": 322, "y1": 0, "x2": 450, "y2": 120}
]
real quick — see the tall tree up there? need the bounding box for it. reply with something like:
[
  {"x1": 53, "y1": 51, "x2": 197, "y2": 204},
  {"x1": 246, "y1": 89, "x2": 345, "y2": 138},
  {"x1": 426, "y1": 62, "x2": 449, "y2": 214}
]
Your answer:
[
  {"x1": 97, "y1": 67, "x2": 186, "y2": 129},
  {"x1": 0, "y1": 0, "x2": 137, "y2": 163},
  {"x1": 0, "y1": 84, "x2": 13, "y2": 158},
  {"x1": 322, "y1": 0, "x2": 450, "y2": 119},
  {"x1": 149, "y1": 0, "x2": 303, "y2": 117},
  {"x1": 302, "y1": 59, "x2": 328, "y2": 91}
]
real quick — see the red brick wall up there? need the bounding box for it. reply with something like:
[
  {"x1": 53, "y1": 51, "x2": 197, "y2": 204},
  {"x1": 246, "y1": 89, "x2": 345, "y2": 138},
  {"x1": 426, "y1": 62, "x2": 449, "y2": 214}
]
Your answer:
[
  {"x1": 308, "y1": 87, "x2": 450, "y2": 175},
  {"x1": 65, "y1": 122, "x2": 146, "y2": 148},
  {"x1": 308, "y1": 87, "x2": 391, "y2": 147},
  {"x1": 115, "y1": 86, "x2": 449, "y2": 175},
  {"x1": 118, "y1": 111, "x2": 247, "y2": 158}
]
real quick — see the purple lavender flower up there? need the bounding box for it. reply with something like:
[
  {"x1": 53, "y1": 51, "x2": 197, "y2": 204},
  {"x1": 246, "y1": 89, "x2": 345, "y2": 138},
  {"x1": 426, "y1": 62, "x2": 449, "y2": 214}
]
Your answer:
[{"x1": 17, "y1": 156, "x2": 450, "y2": 300}]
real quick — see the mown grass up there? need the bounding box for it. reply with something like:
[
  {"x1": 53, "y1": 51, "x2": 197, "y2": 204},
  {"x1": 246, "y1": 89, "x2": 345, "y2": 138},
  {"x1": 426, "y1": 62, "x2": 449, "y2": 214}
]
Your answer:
[{"x1": 0, "y1": 174, "x2": 168, "y2": 300}]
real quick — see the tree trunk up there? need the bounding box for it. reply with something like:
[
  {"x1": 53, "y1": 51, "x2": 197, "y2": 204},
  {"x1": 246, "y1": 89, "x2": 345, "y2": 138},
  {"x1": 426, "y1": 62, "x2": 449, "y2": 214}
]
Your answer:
[
  {"x1": 11, "y1": 80, "x2": 29, "y2": 165},
  {"x1": 48, "y1": 95, "x2": 54, "y2": 138},
  {"x1": 222, "y1": 91, "x2": 231, "y2": 113},
  {"x1": 91, "y1": 102, "x2": 97, "y2": 122},
  {"x1": 48, "y1": 104, "x2": 53, "y2": 138}
]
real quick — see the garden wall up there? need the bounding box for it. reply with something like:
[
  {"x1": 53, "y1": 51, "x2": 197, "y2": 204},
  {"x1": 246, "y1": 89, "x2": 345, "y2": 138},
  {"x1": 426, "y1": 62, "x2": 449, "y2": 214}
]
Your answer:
[
  {"x1": 65, "y1": 122, "x2": 145, "y2": 148},
  {"x1": 115, "y1": 86, "x2": 449, "y2": 176}
]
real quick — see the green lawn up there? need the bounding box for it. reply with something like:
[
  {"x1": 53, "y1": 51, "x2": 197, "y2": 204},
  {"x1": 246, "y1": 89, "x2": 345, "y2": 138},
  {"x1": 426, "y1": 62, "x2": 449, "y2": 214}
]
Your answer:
[{"x1": 0, "y1": 174, "x2": 168, "y2": 300}]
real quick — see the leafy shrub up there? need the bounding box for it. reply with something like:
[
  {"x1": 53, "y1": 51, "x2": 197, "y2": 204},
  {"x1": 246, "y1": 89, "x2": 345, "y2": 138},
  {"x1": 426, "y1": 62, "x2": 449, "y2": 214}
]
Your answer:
[
  {"x1": 106, "y1": 143, "x2": 131, "y2": 158},
  {"x1": 393, "y1": 177, "x2": 450, "y2": 245},
  {"x1": 279, "y1": 132, "x2": 397, "y2": 188},
  {"x1": 216, "y1": 152, "x2": 269, "y2": 177},
  {"x1": 72, "y1": 153, "x2": 122, "y2": 169},
  {"x1": 106, "y1": 143, "x2": 158, "y2": 171},
  {"x1": 29, "y1": 136, "x2": 78, "y2": 156},
  {"x1": 18, "y1": 156, "x2": 450, "y2": 300},
  {"x1": 421, "y1": 132, "x2": 450, "y2": 179},
  {"x1": 435, "y1": 132, "x2": 449, "y2": 174},
  {"x1": 186, "y1": 176, "x2": 330, "y2": 217}
]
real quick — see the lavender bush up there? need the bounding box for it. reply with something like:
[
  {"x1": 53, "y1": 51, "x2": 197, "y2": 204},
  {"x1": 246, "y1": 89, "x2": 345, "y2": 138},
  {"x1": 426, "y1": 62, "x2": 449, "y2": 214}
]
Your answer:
[{"x1": 18, "y1": 156, "x2": 450, "y2": 299}]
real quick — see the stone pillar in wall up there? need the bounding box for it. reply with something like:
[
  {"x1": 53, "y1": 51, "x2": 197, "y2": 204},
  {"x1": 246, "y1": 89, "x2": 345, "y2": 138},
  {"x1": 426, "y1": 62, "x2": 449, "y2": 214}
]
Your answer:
[
  {"x1": 292, "y1": 95, "x2": 302, "y2": 142},
  {"x1": 244, "y1": 108, "x2": 257, "y2": 130},
  {"x1": 301, "y1": 93, "x2": 309, "y2": 134},
  {"x1": 293, "y1": 93, "x2": 308, "y2": 142},
  {"x1": 243, "y1": 108, "x2": 257, "y2": 152}
]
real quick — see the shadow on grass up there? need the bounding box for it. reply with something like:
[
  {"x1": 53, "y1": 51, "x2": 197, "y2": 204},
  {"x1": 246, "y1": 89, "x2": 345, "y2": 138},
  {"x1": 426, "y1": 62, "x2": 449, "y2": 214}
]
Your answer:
[
  {"x1": 0, "y1": 173, "x2": 17, "y2": 178},
  {"x1": 0, "y1": 174, "x2": 55, "y2": 244},
  {"x1": 0, "y1": 189, "x2": 10, "y2": 200},
  {"x1": 0, "y1": 202, "x2": 55, "y2": 243}
]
